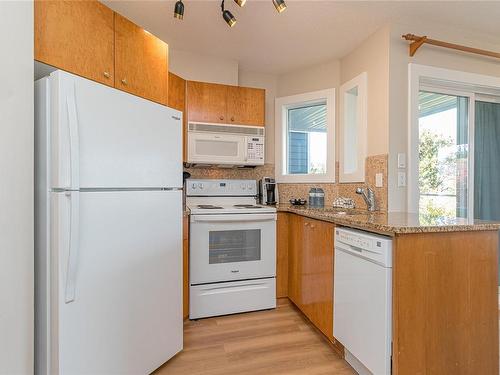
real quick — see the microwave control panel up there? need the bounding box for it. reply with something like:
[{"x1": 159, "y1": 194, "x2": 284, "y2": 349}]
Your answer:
[{"x1": 246, "y1": 137, "x2": 265, "y2": 163}]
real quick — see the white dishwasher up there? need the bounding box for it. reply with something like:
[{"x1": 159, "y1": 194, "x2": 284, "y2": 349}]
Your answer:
[{"x1": 334, "y1": 228, "x2": 392, "y2": 375}]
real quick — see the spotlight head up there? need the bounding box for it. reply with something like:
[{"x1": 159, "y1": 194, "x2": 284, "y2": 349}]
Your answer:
[
  {"x1": 222, "y1": 9, "x2": 237, "y2": 27},
  {"x1": 174, "y1": 0, "x2": 184, "y2": 20},
  {"x1": 234, "y1": 0, "x2": 246, "y2": 6},
  {"x1": 272, "y1": 0, "x2": 287, "y2": 13}
]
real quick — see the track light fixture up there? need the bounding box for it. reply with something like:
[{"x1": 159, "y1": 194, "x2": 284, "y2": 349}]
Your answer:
[
  {"x1": 174, "y1": 0, "x2": 287, "y2": 26},
  {"x1": 272, "y1": 0, "x2": 287, "y2": 13},
  {"x1": 221, "y1": 0, "x2": 237, "y2": 27},
  {"x1": 173, "y1": 0, "x2": 184, "y2": 20}
]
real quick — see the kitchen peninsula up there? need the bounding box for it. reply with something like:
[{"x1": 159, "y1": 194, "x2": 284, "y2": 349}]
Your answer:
[{"x1": 276, "y1": 204, "x2": 500, "y2": 375}]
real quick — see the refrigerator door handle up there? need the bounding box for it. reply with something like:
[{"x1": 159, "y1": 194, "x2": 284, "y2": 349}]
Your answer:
[
  {"x1": 65, "y1": 190, "x2": 80, "y2": 303},
  {"x1": 66, "y1": 88, "x2": 80, "y2": 189}
]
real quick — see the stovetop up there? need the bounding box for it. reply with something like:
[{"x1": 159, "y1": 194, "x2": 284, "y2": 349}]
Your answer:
[{"x1": 188, "y1": 203, "x2": 277, "y2": 215}]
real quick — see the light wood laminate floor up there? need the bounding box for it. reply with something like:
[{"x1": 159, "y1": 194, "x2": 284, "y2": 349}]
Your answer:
[{"x1": 154, "y1": 299, "x2": 355, "y2": 375}]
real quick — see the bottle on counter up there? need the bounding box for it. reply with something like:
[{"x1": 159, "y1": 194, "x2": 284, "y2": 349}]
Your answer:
[{"x1": 316, "y1": 188, "x2": 325, "y2": 208}]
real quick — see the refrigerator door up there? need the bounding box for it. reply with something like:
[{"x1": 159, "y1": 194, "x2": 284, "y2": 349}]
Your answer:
[
  {"x1": 50, "y1": 190, "x2": 183, "y2": 375},
  {"x1": 48, "y1": 70, "x2": 182, "y2": 190}
]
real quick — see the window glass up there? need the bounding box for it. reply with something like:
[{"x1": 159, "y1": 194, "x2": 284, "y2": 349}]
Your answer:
[
  {"x1": 418, "y1": 91, "x2": 469, "y2": 222},
  {"x1": 287, "y1": 103, "x2": 327, "y2": 174}
]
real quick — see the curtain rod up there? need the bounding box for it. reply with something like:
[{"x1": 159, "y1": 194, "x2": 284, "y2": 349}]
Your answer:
[{"x1": 402, "y1": 33, "x2": 500, "y2": 60}]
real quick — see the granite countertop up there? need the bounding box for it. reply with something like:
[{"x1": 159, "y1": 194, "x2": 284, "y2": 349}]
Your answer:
[{"x1": 277, "y1": 204, "x2": 500, "y2": 235}]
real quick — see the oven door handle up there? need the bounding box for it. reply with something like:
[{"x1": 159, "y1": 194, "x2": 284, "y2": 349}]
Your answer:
[{"x1": 191, "y1": 213, "x2": 277, "y2": 223}]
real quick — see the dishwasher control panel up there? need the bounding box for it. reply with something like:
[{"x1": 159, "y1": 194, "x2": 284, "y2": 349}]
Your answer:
[{"x1": 335, "y1": 228, "x2": 392, "y2": 267}]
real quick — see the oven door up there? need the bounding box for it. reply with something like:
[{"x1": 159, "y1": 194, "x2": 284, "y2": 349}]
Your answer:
[
  {"x1": 189, "y1": 213, "x2": 277, "y2": 284},
  {"x1": 187, "y1": 132, "x2": 247, "y2": 165}
]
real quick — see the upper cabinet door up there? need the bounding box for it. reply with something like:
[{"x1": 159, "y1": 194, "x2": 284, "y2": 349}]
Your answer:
[
  {"x1": 35, "y1": 0, "x2": 115, "y2": 86},
  {"x1": 186, "y1": 81, "x2": 228, "y2": 123},
  {"x1": 339, "y1": 72, "x2": 368, "y2": 183},
  {"x1": 168, "y1": 73, "x2": 186, "y2": 112},
  {"x1": 227, "y1": 86, "x2": 265, "y2": 126},
  {"x1": 114, "y1": 14, "x2": 169, "y2": 105}
]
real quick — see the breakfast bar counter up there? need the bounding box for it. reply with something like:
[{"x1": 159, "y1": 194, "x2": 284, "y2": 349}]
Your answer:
[{"x1": 276, "y1": 204, "x2": 500, "y2": 235}]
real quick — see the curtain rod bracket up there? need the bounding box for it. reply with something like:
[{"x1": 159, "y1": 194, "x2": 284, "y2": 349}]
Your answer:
[{"x1": 402, "y1": 33, "x2": 500, "y2": 60}]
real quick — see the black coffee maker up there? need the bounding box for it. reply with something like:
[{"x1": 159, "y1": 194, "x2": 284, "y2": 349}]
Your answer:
[{"x1": 259, "y1": 177, "x2": 278, "y2": 205}]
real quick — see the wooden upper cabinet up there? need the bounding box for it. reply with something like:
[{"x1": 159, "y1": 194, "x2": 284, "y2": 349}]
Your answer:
[
  {"x1": 114, "y1": 13, "x2": 169, "y2": 105},
  {"x1": 168, "y1": 72, "x2": 186, "y2": 112},
  {"x1": 227, "y1": 86, "x2": 265, "y2": 126},
  {"x1": 187, "y1": 81, "x2": 265, "y2": 126},
  {"x1": 34, "y1": 0, "x2": 115, "y2": 86},
  {"x1": 186, "y1": 81, "x2": 228, "y2": 123}
]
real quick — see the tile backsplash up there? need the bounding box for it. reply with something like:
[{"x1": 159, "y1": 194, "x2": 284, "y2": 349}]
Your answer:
[
  {"x1": 279, "y1": 154, "x2": 388, "y2": 211},
  {"x1": 184, "y1": 164, "x2": 275, "y2": 181},
  {"x1": 184, "y1": 154, "x2": 388, "y2": 211}
]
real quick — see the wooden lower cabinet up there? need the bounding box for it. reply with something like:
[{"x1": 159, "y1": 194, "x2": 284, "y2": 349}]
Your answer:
[
  {"x1": 285, "y1": 214, "x2": 335, "y2": 341},
  {"x1": 276, "y1": 212, "x2": 289, "y2": 298},
  {"x1": 301, "y1": 218, "x2": 335, "y2": 341},
  {"x1": 393, "y1": 231, "x2": 499, "y2": 375},
  {"x1": 183, "y1": 215, "x2": 189, "y2": 320}
]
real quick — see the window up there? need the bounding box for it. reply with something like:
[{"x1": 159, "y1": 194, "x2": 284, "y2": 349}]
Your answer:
[
  {"x1": 408, "y1": 64, "x2": 500, "y2": 221},
  {"x1": 275, "y1": 89, "x2": 335, "y2": 183},
  {"x1": 339, "y1": 72, "x2": 367, "y2": 182}
]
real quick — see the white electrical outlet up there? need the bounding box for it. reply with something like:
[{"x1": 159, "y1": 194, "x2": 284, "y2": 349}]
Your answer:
[
  {"x1": 398, "y1": 153, "x2": 406, "y2": 169},
  {"x1": 398, "y1": 171, "x2": 406, "y2": 187},
  {"x1": 375, "y1": 173, "x2": 383, "y2": 187}
]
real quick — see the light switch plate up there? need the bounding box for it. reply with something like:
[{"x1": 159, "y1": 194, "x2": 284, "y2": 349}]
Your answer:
[
  {"x1": 398, "y1": 171, "x2": 406, "y2": 187},
  {"x1": 375, "y1": 173, "x2": 383, "y2": 187},
  {"x1": 398, "y1": 153, "x2": 406, "y2": 169}
]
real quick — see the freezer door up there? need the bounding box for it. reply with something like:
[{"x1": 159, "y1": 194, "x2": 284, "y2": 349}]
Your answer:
[
  {"x1": 48, "y1": 70, "x2": 182, "y2": 189},
  {"x1": 50, "y1": 190, "x2": 183, "y2": 375}
]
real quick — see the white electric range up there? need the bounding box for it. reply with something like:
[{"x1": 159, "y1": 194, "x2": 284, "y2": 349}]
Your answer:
[{"x1": 186, "y1": 179, "x2": 277, "y2": 319}]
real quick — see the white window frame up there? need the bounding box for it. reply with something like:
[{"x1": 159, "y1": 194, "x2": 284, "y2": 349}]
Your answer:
[
  {"x1": 339, "y1": 72, "x2": 367, "y2": 183},
  {"x1": 275, "y1": 88, "x2": 335, "y2": 183},
  {"x1": 408, "y1": 63, "x2": 500, "y2": 215}
]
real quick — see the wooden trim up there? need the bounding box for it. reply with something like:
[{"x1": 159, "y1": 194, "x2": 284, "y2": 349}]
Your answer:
[{"x1": 402, "y1": 33, "x2": 500, "y2": 59}]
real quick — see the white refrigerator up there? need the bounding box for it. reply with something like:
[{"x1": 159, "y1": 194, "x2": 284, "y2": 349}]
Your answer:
[{"x1": 35, "y1": 70, "x2": 183, "y2": 375}]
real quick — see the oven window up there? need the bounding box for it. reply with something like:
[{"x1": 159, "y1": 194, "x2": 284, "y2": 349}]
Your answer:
[{"x1": 209, "y1": 229, "x2": 261, "y2": 264}]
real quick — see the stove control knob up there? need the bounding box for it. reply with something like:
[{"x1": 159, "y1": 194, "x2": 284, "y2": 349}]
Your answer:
[
  {"x1": 240, "y1": 183, "x2": 246, "y2": 190},
  {"x1": 247, "y1": 183, "x2": 254, "y2": 190},
  {"x1": 198, "y1": 183, "x2": 204, "y2": 189},
  {"x1": 191, "y1": 183, "x2": 197, "y2": 189}
]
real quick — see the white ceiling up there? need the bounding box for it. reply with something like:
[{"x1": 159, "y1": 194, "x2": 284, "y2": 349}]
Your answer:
[{"x1": 103, "y1": 1, "x2": 500, "y2": 74}]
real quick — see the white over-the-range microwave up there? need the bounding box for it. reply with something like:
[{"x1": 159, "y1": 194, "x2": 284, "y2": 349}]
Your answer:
[{"x1": 186, "y1": 122, "x2": 265, "y2": 167}]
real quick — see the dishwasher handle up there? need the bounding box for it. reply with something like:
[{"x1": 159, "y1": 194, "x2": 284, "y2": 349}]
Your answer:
[{"x1": 335, "y1": 243, "x2": 392, "y2": 268}]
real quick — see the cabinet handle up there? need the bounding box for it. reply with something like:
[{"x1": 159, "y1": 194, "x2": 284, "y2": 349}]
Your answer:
[
  {"x1": 310, "y1": 224, "x2": 315, "y2": 229},
  {"x1": 103, "y1": 72, "x2": 110, "y2": 78},
  {"x1": 231, "y1": 117, "x2": 235, "y2": 122},
  {"x1": 219, "y1": 116, "x2": 224, "y2": 121},
  {"x1": 121, "y1": 78, "x2": 128, "y2": 85},
  {"x1": 304, "y1": 222, "x2": 309, "y2": 227}
]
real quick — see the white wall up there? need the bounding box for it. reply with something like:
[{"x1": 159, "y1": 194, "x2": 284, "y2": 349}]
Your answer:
[
  {"x1": 169, "y1": 49, "x2": 239, "y2": 85},
  {"x1": 277, "y1": 60, "x2": 341, "y2": 97},
  {"x1": 0, "y1": 1, "x2": 34, "y2": 374},
  {"x1": 388, "y1": 21, "x2": 500, "y2": 211},
  {"x1": 340, "y1": 25, "x2": 391, "y2": 157}
]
